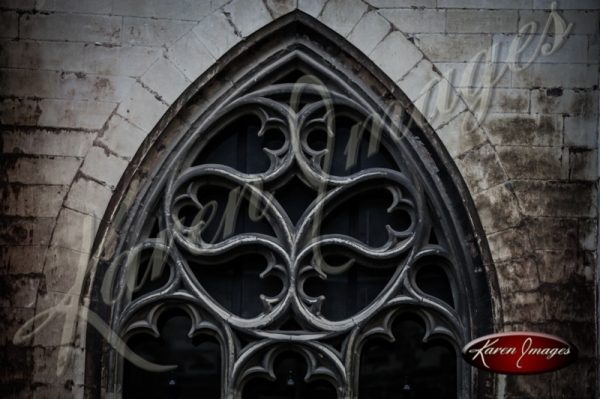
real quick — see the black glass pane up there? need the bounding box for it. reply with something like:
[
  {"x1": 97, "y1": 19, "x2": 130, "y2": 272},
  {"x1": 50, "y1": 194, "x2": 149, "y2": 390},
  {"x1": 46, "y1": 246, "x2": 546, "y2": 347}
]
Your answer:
[
  {"x1": 174, "y1": 184, "x2": 275, "y2": 242},
  {"x1": 323, "y1": 114, "x2": 397, "y2": 176},
  {"x1": 242, "y1": 351, "x2": 337, "y2": 399},
  {"x1": 189, "y1": 253, "x2": 283, "y2": 318},
  {"x1": 273, "y1": 174, "x2": 317, "y2": 225},
  {"x1": 194, "y1": 114, "x2": 274, "y2": 174},
  {"x1": 321, "y1": 187, "x2": 412, "y2": 248},
  {"x1": 415, "y1": 262, "x2": 454, "y2": 307},
  {"x1": 359, "y1": 314, "x2": 456, "y2": 399},
  {"x1": 130, "y1": 248, "x2": 171, "y2": 301},
  {"x1": 303, "y1": 254, "x2": 397, "y2": 321},
  {"x1": 123, "y1": 309, "x2": 221, "y2": 399}
]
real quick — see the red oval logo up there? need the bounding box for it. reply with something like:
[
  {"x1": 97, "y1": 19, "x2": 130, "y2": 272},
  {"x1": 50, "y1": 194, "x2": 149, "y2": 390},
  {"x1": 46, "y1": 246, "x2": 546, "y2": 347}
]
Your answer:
[{"x1": 462, "y1": 332, "x2": 577, "y2": 374}]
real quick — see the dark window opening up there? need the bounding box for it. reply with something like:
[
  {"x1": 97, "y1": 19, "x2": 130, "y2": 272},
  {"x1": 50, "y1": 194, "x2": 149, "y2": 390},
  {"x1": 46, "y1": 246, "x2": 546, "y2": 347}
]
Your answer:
[
  {"x1": 359, "y1": 314, "x2": 456, "y2": 399},
  {"x1": 124, "y1": 309, "x2": 221, "y2": 399},
  {"x1": 242, "y1": 352, "x2": 338, "y2": 399}
]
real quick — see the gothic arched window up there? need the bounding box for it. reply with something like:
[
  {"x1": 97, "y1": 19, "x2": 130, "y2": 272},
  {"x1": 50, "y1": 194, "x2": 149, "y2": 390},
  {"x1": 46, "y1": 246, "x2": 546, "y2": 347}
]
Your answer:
[{"x1": 96, "y1": 14, "x2": 494, "y2": 399}]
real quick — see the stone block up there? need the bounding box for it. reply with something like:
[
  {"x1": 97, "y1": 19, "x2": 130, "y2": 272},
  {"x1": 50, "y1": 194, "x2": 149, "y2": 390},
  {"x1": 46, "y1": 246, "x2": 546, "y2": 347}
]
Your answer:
[
  {"x1": 167, "y1": 32, "x2": 215, "y2": 82},
  {"x1": 88, "y1": 45, "x2": 161, "y2": 77},
  {"x1": 65, "y1": 177, "x2": 113, "y2": 220},
  {"x1": 415, "y1": 87, "x2": 470, "y2": 130},
  {"x1": 0, "y1": 40, "x2": 162, "y2": 77},
  {"x1": 495, "y1": 257, "x2": 540, "y2": 291},
  {"x1": 496, "y1": 145, "x2": 563, "y2": 179},
  {"x1": 474, "y1": 183, "x2": 522, "y2": 233},
  {"x1": 141, "y1": 57, "x2": 189, "y2": 105},
  {"x1": 438, "y1": 0, "x2": 531, "y2": 8},
  {"x1": 42, "y1": 246, "x2": 89, "y2": 295},
  {"x1": 32, "y1": 344, "x2": 86, "y2": 386},
  {"x1": 512, "y1": 180, "x2": 596, "y2": 217},
  {"x1": 50, "y1": 208, "x2": 97, "y2": 254},
  {"x1": 531, "y1": 88, "x2": 597, "y2": 116},
  {"x1": 504, "y1": 373, "x2": 553, "y2": 398},
  {"x1": 20, "y1": 13, "x2": 121, "y2": 44},
  {"x1": 347, "y1": 11, "x2": 391, "y2": 56},
  {"x1": 511, "y1": 63, "x2": 596, "y2": 88},
  {"x1": 563, "y1": 114, "x2": 598, "y2": 148},
  {"x1": 589, "y1": 34, "x2": 600, "y2": 64},
  {"x1": 579, "y1": 249, "x2": 595, "y2": 282},
  {"x1": 1, "y1": 245, "x2": 47, "y2": 274},
  {"x1": 436, "y1": 111, "x2": 487, "y2": 157},
  {"x1": 0, "y1": 184, "x2": 67, "y2": 218},
  {"x1": 0, "y1": 344, "x2": 34, "y2": 386},
  {"x1": 0, "y1": 128, "x2": 94, "y2": 157},
  {"x1": 4, "y1": 156, "x2": 81, "y2": 185},
  {"x1": 97, "y1": 113, "x2": 147, "y2": 160},
  {"x1": 569, "y1": 148, "x2": 597, "y2": 181},
  {"x1": 455, "y1": 143, "x2": 506, "y2": 194},
  {"x1": 484, "y1": 113, "x2": 562, "y2": 146},
  {"x1": 551, "y1": 358, "x2": 596, "y2": 397},
  {"x1": 0, "y1": 274, "x2": 40, "y2": 308},
  {"x1": 224, "y1": 0, "x2": 272, "y2": 37},
  {"x1": 80, "y1": 146, "x2": 128, "y2": 188},
  {"x1": 494, "y1": 33, "x2": 590, "y2": 64},
  {"x1": 487, "y1": 226, "x2": 532, "y2": 262},
  {"x1": 578, "y1": 217, "x2": 597, "y2": 251},
  {"x1": 123, "y1": 17, "x2": 195, "y2": 47},
  {"x1": 34, "y1": 0, "x2": 113, "y2": 13},
  {"x1": 112, "y1": 0, "x2": 212, "y2": 20},
  {"x1": 0, "y1": 99, "x2": 43, "y2": 126},
  {"x1": 502, "y1": 291, "x2": 546, "y2": 323},
  {"x1": 397, "y1": 58, "x2": 441, "y2": 102},
  {"x1": 193, "y1": 11, "x2": 241, "y2": 59},
  {"x1": 528, "y1": 217, "x2": 578, "y2": 250},
  {"x1": 534, "y1": 0, "x2": 600, "y2": 9},
  {"x1": 542, "y1": 283, "x2": 594, "y2": 322},
  {"x1": 0, "y1": 11, "x2": 18, "y2": 38},
  {"x1": 0, "y1": 217, "x2": 54, "y2": 246},
  {"x1": 0, "y1": 68, "x2": 135, "y2": 103},
  {"x1": 447, "y1": 10, "x2": 518, "y2": 33},
  {"x1": 414, "y1": 33, "x2": 491, "y2": 62},
  {"x1": 117, "y1": 82, "x2": 168, "y2": 132},
  {"x1": 474, "y1": 184, "x2": 521, "y2": 235},
  {"x1": 379, "y1": 9, "x2": 445, "y2": 33},
  {"x1": 297, "y1": 0, "x2": 327, "y2": 17},
  {"x1": 0, "y1": 307, "x2": 35, "y2": 346},
  {"x1": 265, "y1": 0, "x2": 296, "y2": 18},
  {"x1": 436, "y1": 62, "x2": 512, "y2": 89},
  {"x1": 519, "y1": 10, "x2": 599, "y2": 34},
  {"x1": 210, "y1": 0, "x2": 230, "y2": 10},
  {"x1": 370, "y1": 31, "x2": 423, "y2": 82},
  {"x1": 536, "y1": 249, "x2": 581, "y2": 283},
  {"x1": 365, "y1": 0, "x2": 436, "y2": 6},
  {"x1": 487, "y1": 88, "x2": 530, "y2": 113},
  {"x1": 33, "y1": 99, "x2": 115, "y2": 130},
  {"x1": 319, "y1": 0, "x2": 368, "y2": 37},
  {"x1": 32, "y1": 383, "x2": 84, "y2": 399},
  {"x1": 0, "y1": 0, "x2": 34, "y2": 9}
]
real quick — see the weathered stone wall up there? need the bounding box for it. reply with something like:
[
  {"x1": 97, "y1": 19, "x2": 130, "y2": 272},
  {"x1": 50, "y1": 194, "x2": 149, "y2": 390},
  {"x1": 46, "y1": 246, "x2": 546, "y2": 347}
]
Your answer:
[{"x1": 0, "y1": 0, "x2": 598, "y2": 397}]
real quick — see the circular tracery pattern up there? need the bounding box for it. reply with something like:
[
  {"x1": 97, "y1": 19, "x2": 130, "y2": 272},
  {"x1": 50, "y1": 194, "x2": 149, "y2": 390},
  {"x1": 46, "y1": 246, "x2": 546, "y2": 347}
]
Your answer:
[
  {"x1": 162, "y1": 86, "x2": 428, "y2": 331},
  {"x1": 115, "y1": 83, "x2": 466, "y2": 398}
]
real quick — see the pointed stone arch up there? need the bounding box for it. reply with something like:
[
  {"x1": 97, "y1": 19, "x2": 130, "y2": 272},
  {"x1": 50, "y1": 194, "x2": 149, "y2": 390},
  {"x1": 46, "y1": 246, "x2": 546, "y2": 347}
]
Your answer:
[{"x1": 74, "y1": 10, "x2": 504, "y2": 399}]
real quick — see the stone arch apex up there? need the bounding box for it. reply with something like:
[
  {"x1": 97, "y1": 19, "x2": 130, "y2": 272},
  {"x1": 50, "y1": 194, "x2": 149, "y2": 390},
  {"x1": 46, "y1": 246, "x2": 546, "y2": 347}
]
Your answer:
[
  {"x1": 75, "y1": 10, "x2": 505, "y2": 398},
  {"x1": 82, "y1": 6, "x2": 517, "y2": 237},
  {"x1": 39, "y1": 6, "x2": 514, "y2": 332}
]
